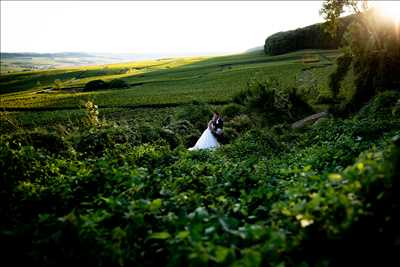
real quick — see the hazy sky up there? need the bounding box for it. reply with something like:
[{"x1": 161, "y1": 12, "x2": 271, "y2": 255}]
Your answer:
[{"x1": 2, "y1": 1, "x2": 328, "y2": 54}]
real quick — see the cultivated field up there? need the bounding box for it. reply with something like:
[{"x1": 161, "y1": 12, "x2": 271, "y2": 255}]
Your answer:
[{"x1": 1, "y1": 49, "x2": 341, "y2": 130}]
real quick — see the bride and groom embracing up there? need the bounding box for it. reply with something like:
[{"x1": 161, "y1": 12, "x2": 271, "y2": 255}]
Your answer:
[{"x1": 188, "y1": 112, "x2": 224, "y2": 151}]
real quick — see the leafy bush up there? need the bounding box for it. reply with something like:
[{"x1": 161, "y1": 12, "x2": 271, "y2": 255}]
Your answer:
[
  {"x1": 233, "y1": 78, "x2": 313, "y2": 125},
  {"x1": 83, "y1": 79, "x2": 129, "y2": 92},
  {"x1": 176, "y1": 102, "x2": 212, "y2": 131},
  {"x1": 221, "y1": 103, "x2": 244, "y2": 119},
  {"x1": 287, "y1": 87, "x2": 315, "y2": 119},
  {"x1": 227, "y1": 114, "x2": 253, "y2": 133},
  {"x1": 83, "y1": 100, "x2": 100, "y2": 127},
  {"x1": 83, "y1": 79, "x2": 108, "y2": 91},
  {"x1": 355, "y1": 91, "x2": 400, "y2": 120},
  {"x1": 164, "y1": 119, "x2": 200, "y2": 147},
  {"x1": 315, "y1": 95, "x2": 337, "y2": 105},
  {"x1": 2, "y1": 129, "x2": 69, "y2": 154},
  {"x1": 137, "y1": 123, "x2": 162, "y2": 144},
  {"x1": 222, "y1": 128, "x2": 282, "y2": 160},
  {"x1": 108, "y1": 79, "x2": 129, "y2": 89},
  {"x1": 160, "y1": 128, "x2": 181, "y2": 149},
  {"x1": 74, "y1": 124, "x2": 139, "y2": 156},
  {"x1": 393, "y1": 99, "x2": 400, "y2": 116},
  {"x1": 329, "y1": 51, "x2": 352, "y2": 98},
  {"x1": 2, "y1": 92, "x2": 400, "y2": 267},
  {"x1": 220, "y1": 126, "x2": 239, "y2": 144}
]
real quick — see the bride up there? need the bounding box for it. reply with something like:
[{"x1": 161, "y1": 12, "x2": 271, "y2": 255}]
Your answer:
[{"x1": 188, "y1": 112, "x2": 223, "y2": 151}]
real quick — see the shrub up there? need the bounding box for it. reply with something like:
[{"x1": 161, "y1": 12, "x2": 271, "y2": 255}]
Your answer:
[
  {"x1": 221, "y1": 103, "x2": 244, "y2": 119},
  {"x1": 108, "y1": 79, "x2": 129, "y2": 89},
  {"x1": 228, "y1": 114, "x2": 253, "y2": 133},
  {"x1": 329, "y1": 52, "x2": 352, "y2": 99},
  {"x1": 232, "y1": 90, "x2": 248, "y2": 105},
  {"x1": 0, "y1": 142, "x2": 51, "y2": 191},
  {"x1": 287, "y1": 87, "x2": 315, "y2": 121},
  {"x1": 176, "y1": 103, "x2": 212, "y2": 131},
  {"x1": 75, "y1": 124, "x2": 139, "y2": 156},
  {"x1": 315, "y1": 95, "x2": 338, "y2": 105},
  {"x1": 83, "y1": 79, "x2": 108, "y2": 91},
  {"x1": 160, "y1": 128, "x2": 180, "y2": 149},
  {"x1": 53, "y1": 79, "x2": 63, "y2": 90},
  {"x1": 355, "y1": 91, "x2": 400, "y2": 120},
  {"x1": 222, "y1": 128, "x2": 282, "y2": 160},
  {"x1": 233, "y1": 78, "x2": 314, "y2": 125},
  {"x1": 2, "y1": 81, "x2": 400, "y2": 266},
  {"x1": 137, "y1": 123, "x2": 162, "y2": 144},
  {"x1": 83, "y1": 100, "x2": 100, "y2": 127},
  {"x1": 220, "y1": 126, "x2": 239, "y2": 144},
  {"x1": 164, "y1": 119, "x2": 199, "y2": 147},
  {"x1": 393, "y1": 99, "x2": 400, "y2": 116},
  {"x1": 165, "y1": 120, "x2": 194, "y2": 136},
  {"x1": 2, "y1": 129, "x2": 69, "y2": 154}
]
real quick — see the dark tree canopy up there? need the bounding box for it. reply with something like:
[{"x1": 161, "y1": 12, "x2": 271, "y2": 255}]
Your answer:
[
  {"x1": 83, "y1": 79, "x2": 129, "y2": 91},
  {"x1": 320, "y1": 0, "x2": 400, "y2": 112},
  {"x1": 108, "y1": 79, "x2": 129, "y2": 89},
  {"x1": 83, "y1": 79, "x2": 108, "y2": 91},
  {"x1": 264, "y1": 15, "x2": 354, "y2": 55}
]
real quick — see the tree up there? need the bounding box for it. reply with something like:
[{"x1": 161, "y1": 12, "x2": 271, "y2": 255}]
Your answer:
[
  {"x1": 321, "y1": 0, "x2": 400, "y2": 112},
  {"x1": 53, "y1": 79, "x2": 63, "y2": 90},
  {"x1": 320, "y1": 0, "x2": 364, "y2": 36},
  {"x1": 83, "y1": 79, "x2": 108, "y2": 91}
]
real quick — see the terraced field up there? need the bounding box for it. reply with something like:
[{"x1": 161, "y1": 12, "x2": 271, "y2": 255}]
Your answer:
[{"x1": 0, "y1": 49, "x2": 341, "y2": 130}]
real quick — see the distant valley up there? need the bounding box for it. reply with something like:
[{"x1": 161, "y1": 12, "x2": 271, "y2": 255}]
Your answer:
[{"x1": 0, "y1": 51, "x2": 227, "y2": 73}]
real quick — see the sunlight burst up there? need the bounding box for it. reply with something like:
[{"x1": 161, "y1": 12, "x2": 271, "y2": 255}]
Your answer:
[{"x1": 373, "y1": 2, "x2": 400, "y2": 24}]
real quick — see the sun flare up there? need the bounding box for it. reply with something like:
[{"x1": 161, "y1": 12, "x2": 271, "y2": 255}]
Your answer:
[{"x1": 372, "y1": 1, "x2": 400, "y2": 24}]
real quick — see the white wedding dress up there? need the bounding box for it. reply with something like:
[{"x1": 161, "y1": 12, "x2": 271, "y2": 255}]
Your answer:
[{"x1": 188, "y1": 128, "x2": 220, "y2": 151}]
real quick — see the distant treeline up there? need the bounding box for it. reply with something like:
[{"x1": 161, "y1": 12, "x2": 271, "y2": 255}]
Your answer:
[{"x1": 264, "y1": 15, "x2": 355, "y2": 55}]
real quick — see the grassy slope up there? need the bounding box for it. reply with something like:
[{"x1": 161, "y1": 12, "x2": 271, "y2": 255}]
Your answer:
[
  {"x1": 2, "y1": 50, "x2": 400, "y2": 266},
  {"x1": 1, "y1": 49, "x2": 341, "y2": 130}
]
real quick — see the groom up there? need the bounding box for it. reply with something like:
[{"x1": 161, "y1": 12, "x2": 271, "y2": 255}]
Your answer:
[{"x1": 209, "y1": 112, "x2": 224, "y2": 143}]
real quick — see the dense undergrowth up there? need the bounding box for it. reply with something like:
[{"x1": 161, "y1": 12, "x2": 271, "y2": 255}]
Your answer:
[{"x1": 1, "y1": 87, "x2": 400, "y2": 266}]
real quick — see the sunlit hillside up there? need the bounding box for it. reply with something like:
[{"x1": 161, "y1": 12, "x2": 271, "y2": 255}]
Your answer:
[
  {"x1": 1, "y1": 49, "x2": 343, "y2": 130},
  {"x1": 2, "y1": 1, "x2": 400, "y2": 266}
]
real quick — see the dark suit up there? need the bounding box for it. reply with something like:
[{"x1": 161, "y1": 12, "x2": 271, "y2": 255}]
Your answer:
[{"x1": 211, "y1": 117, "x2": 224, "y2": 142}]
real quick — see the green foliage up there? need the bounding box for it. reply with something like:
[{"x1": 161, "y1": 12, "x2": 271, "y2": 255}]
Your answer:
[
  {"x1": 108, "y1": 78, "x2": 129, "y2": 89},
  {"x1": 0, "y1": 49, "x2": 339, "y2": 116},
  {"x1": 348, "y1": 12, "x2": 400, "y2": 107},
  {"x1": 1, "y1": 26, "x2": 399, "y2": 265},
  {"x1": 323, "y1": 5, "x2": 400, "y2": 113},
  {"x1": 233, "y1": 78, "x2": 314, "y2": 125},
  {"x1": 75, "y1": 124, "x2": 136, "y2": 156},
  {"x1": 355, "y1": 91, "x2": 400, "y2": 120},
  {"x1": 329, "y1": 51, "x2": 352, "y2": 98},
  {"x1": 227, "y1": 114, "x2": 253, "y2": 133},
  {"x1": 53, "y1": 78, "x2": 63, "y2": 90},
  {"x1": 320, "y1": 0, "x2": 360, "y2": 37},
  {"x1": 82, "y1": 78, "x2": 129, "y2": 92},
  {"x1": 176, "y1": 102, "x2": 212, "y2": 131},
  {"x1": 393, "y1": 99, "x2": 400, "y2": 117},
  {"x1": 264, "y1": 15, "x2": 354, "y2": 55},
  {"x1": 1, "y1": 92, "x2": 400, "y2": 266},
  {"x1": 221, "y1": 103, "x2": 244, "y2": 119},
  {"x1": 83, "y1": 79, "x2": 108, "y2": 91},
  {"x1": 1, "y1": 128, "x2": 69, "y2": 154},
  {"x1": 164, "y1": 119, "x2": 199, "y2": 147},
  {"x1": 84, "y1": 100, "x2": 100, "y2": 127}
]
